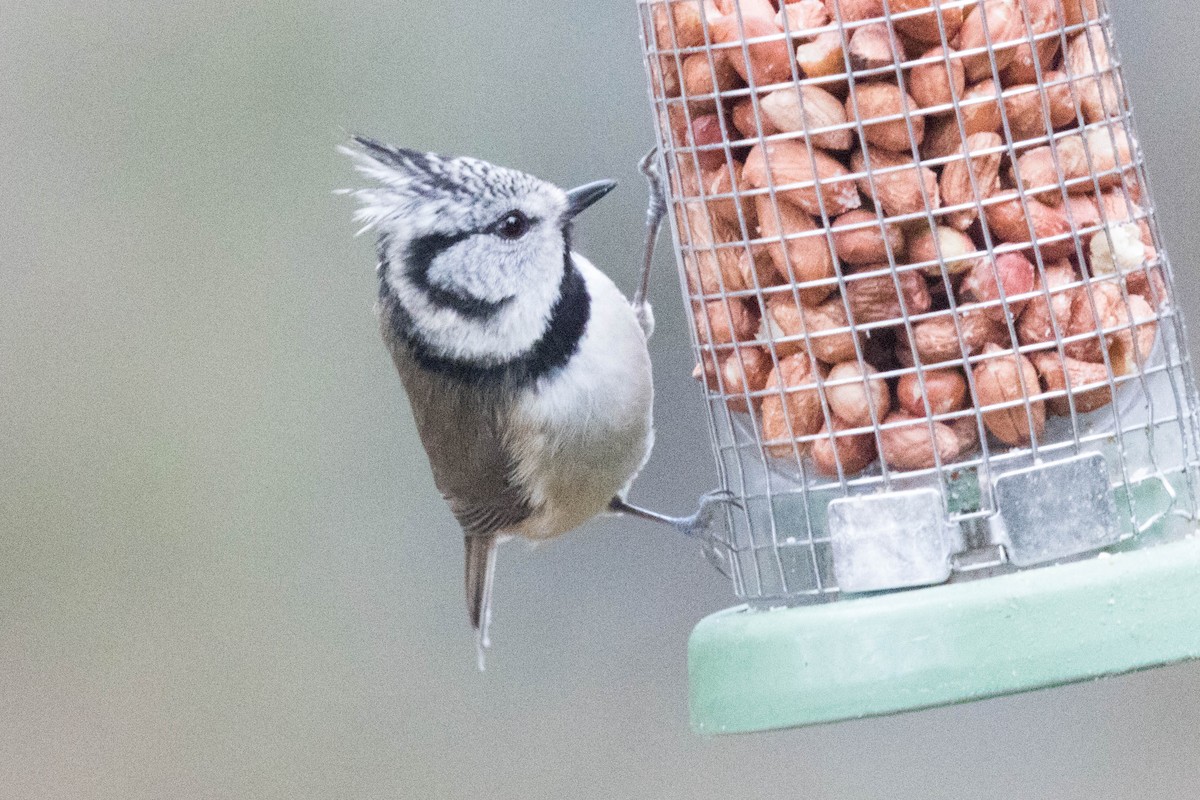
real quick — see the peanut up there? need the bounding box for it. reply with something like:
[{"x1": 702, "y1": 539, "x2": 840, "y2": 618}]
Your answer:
[
  {"x1": 961, "y1": 251, "x2": 1037, "y2": 322},
  {"x1": 1125, "y1": 266, "x2": 1168, "y2": 310},
  {"x1": 1065, "y1": 27, "x2": 1121, "y2": 123},
  {"x1": 702, "y1": 161, "x2": 758, "y2": 232},
  {"x1": 973, "y1": 343, "x2": 1046, "y2": 445},
  {"x1": 999, "y1": 0, "x2": 1061, "y2": 87},
  {"x1": 851, "y1": 82, "x2": 926, "y2": 152},
  {"x1": 910, "y1": 309, "x2": 1005, "y2": 364},
  {"x1": 879, "y1": 411, "x2": 961, "y2": 470},
  {"x1": 946, "y1": 414, "x2": 981, "y2": 454},
  {"x1": 906, "y1": 225, "x2": 980, "y2": 276},
  {"x1": 695, "y1": 297, "x2": 758, "y2": 345},
  {"x1": 1063, "y1": 193, "x2": 1102, "y2": 230},
  {"x1": 1016, "y1": 260, "x2": 1077, "y2": 346},
  {"x1": 652, "y1": 1, "x2": 707, "y2": 51},
  {"x1": 812, "y1": 419, "x2": 879, "y2": 477},
  {"x1": 689, "y1": 114, "x2": 731, "y2": 171},
  {"x1": 848, "y1": 23, "x2": 907, "y2": 72},
  {"x1": 710, "y1": 14, "x2": 793, "y2": 87},
  {"x1": 693, "y1": 350, "x2": 719, "y2": 390},
  {"x1": 921, "y1": 114, "x2": 972, "y2": 161},
  {"x1": 1082, "y1": 126, "x2": 1136, "y2": 191},
  {"x1": 796, "y1": 31, "x2": 847, "y2": 80},
  {"x1": 1108, "y1": 293, "x2": 1158, "y2": 376},
  {"x1": 908, "y1": 46, "x2": 967, "y2": 114},
  {"x1": 845, "y1": 268, "x2": 932, "y2": 325},
  {"x1": 1088, "y1": 223, "x2": 1145, "y2": 276},
  {"x1": 677, "y1": 201, "x2": 744, "y2": 295},
  {"x1": 720, "y1": 346, "x2": 772, "y2": 412},
  {"x1": 851, "y1": 146, "x2": 940, "y2": 216},
  {"x1": 1012, "y1": 135, "x2": 1089, "y2": 202},
  {"x1": 1032, "y1": 351, "x2": 1113, "y2": 415},
  {"x1": 1061, "y1": 0, "x2": 1099, "y2": 27},
  {"x1": 1062, "y1": 279, "x2": 1118, "y2": 361},
  {"x1": 890, "y1": 0, "x2": 965, "y2": 45},
  {"x1": 825, "y1": 361, "x2": 891, "y2": 427},
  {"x1": 768, "y1": 294, "x2": 861, "y2": 363},
  {"x1": 664, "y1": 105, "x2": 693, "y2": 151},
  {"x1": 897, "y1": 368, "x2": 969, "y2": 416},
  {"x1": 939, "y1": 131, "x2": 1003, "y2": 230},
  {"x1": 652, "y1": 56, "x2": 681, "y2": 99},
  {"x1": 761, "y1": 353, "x2": 826, "y2": 457},
  {"x1": 1063, "y1": 281, "x2": 1158, "y2": 373},
  {"x1": 956, "y1": 0, "x2": 1025, "y2": 82},
  {"x1": 1003, "y1": 74, "x2": 1077, "y2": 141},
  {"x1": 681, "y1": 52, "x2": 744, "y2": 112},
  {"x1": 960, "y1": 79, "x2": 1004, "y2": 136},
  {"x1": 714, "y1": 0, "x2": 776, "y2": 19},
  {"x1": 776, "y1": 1, "x2": 829, "y2": 33},
  {"x1": 760, "y1": 85, "x2": 853, "y2": 150},
  {"x1": 983, "y1": 191, "x2": 1076, "y2": 261},
  {"x1": 744, "y1": 141, "x2": 862, "y2": 216},
  {"x1": 831, "y1": 209, "x2": 906, "y2": 265},
  {"x1": 825, "y1": 0, "x2": 885, "y2": 23},
  {"x1": 732, "y1": 98, "x2": 779, "y2": 138},
  {"x1": 1096, "y1": 188, "x2": 1152, "y2": 246},
  {"x1": 736, "y1": 246, "x2": 784, "y2": 290},
  {"x1": 754, "y1": 194, "x2": 837, "y2": 305}
]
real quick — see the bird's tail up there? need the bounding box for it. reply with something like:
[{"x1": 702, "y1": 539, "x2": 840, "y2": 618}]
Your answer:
[{"x1": 464, "y1": 535, "x2": 499, "y2": 670}]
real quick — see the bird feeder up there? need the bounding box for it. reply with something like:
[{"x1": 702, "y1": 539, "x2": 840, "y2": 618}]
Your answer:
[{"x1": 637, "y1": 0, "x2": 1200, "y2": 733}]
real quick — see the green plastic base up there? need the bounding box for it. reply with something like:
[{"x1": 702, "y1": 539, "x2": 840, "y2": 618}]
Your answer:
[{"x1": 689, "y1": 533, "x2": 1200, "y2": 734}]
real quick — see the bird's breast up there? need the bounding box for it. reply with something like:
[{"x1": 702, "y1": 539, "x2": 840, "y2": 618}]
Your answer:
[{"x1": 507, "y1": 258, "x2": 655, "y2": 539}]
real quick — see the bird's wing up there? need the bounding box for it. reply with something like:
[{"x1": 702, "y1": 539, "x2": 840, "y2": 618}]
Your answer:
[
  {"x1": 396, "y1": 360, "x2": 534, "y2": 538},
  {"x1": 384, "y1": 337, "x2": 533, "y2": 643}
]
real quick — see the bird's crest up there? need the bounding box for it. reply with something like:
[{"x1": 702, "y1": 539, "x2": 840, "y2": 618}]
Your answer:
[{"x1": 339, "y1": 136, "x2": 535, "y2": 235}]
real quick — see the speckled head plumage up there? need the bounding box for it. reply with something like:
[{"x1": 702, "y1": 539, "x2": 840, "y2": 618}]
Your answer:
[
  {"x1": 341, "y1": 137, "x2": 615, "y2": 376},
  {"x1": 343, "y1": 137, "x2": 556, "y2": 237}
]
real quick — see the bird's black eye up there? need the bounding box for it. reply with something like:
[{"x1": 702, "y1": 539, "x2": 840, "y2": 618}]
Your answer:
[{"x1": 494, "y1": 211, "x2": 530, "y2": 240}]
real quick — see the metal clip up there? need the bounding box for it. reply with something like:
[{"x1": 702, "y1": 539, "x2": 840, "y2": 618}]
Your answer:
[
  {"x1": 829, "y1": 489, "x2": 953, "y2": 593},
  {"x1": 991, "y1": 453, "x2": 1120, "y2": 567}
]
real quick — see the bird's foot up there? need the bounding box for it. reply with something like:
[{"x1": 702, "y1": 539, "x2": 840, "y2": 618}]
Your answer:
[
  {"x1": 610, "y1": 489, "x2": 739, "y2": 540},
  {"x1": 677, "y1": 489, "x2": 739, "y2": 539},
  {"x1": 634, "y1": 302, "x2": 656, "y2": 341},
  {"x1": 638, "y1": 147, "x2": 668, "y2": 224},
  {"x1": 633, "y1": 147, "x2": 667, "y2": 338}
]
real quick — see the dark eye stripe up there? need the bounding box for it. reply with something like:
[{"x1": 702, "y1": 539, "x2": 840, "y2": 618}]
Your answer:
[
  {"x1": 400, "y1": 231, "x2": 514, "y2": 320},
  {"x1": 381, "y1": 247, "x2": 591, "y2": 387}
]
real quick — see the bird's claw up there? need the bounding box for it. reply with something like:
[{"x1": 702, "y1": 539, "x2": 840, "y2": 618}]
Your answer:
[
  {"x1": 609, "y1": 489, "x2": 738, "y2": 577},
  {"x1": 684, "y1": 489, "x2": 739, "y2": 579},
  {"x1": 676, "y1": 489, "x2": 739, "y2": 540},
  {"x1": 638, "y1": 146, "x2": 660, "y2": 179},
  {"x1": 638, "y1": 147, "x2": 668, "y2": 223}
]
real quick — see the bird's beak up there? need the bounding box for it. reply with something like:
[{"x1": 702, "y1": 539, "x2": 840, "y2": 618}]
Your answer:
[{"x1": 564, "y1": 179, "x2": 617, "y2": 219}]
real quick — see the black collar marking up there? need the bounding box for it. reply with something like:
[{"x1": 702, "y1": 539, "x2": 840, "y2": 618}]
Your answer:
[
  {"x1": 382, "y1": 247, "x2": 590, "y2": 388},
  {"x1": 401, "y1": 232, "x2": 514, "y2": 320}
]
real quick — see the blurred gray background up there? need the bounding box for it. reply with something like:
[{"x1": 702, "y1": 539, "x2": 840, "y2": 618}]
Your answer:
[{"x1": 3, "y1": 1, "x2": 1200, "y2": 798}]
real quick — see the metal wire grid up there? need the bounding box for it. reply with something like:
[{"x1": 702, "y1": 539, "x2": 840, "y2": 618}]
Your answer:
[{"x1": 637, "y1": 0, "x2": 1200, "y2": 602}]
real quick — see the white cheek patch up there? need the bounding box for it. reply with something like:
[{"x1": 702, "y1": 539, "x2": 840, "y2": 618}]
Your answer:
[
  {"x1": 418, "y1": 218, "x2": 563, "y2": 307},
  {"x1": 388, "y1": 242, "x2": 567, "y2": 365},
  {"x1": 425, "y1": 237, "x2": 525, "y2": 306}
]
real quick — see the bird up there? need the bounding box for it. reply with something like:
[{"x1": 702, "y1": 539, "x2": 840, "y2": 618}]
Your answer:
[{"x1": 342, "y1": 137, "x2": 730, "y2": 660}]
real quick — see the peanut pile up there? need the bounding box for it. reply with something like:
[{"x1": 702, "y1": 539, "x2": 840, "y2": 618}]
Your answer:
[{"x1": 648, "y1": 0, "x2": 1165, "y2": 477}]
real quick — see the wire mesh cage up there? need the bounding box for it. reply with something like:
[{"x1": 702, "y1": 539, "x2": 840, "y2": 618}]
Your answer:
[{"x1": 637, "y1": 0, "x2": 1200, "y2": 609}]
